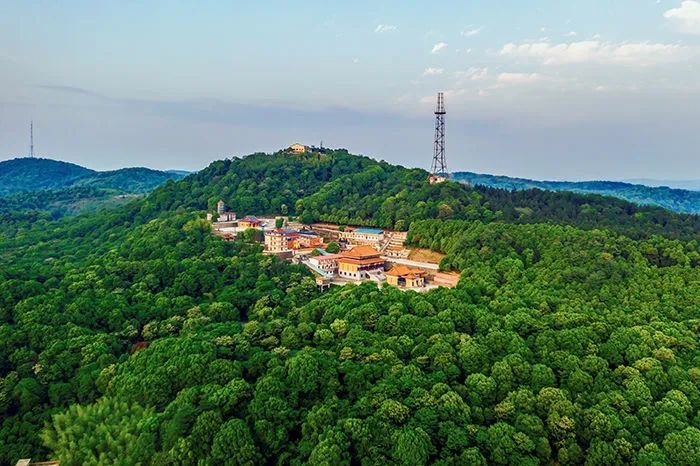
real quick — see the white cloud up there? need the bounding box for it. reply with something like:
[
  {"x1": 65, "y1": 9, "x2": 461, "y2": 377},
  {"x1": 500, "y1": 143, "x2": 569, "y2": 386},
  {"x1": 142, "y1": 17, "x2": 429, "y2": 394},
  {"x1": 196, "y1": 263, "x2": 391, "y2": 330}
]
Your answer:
[
  {"x1": 374, "y1": 24, "x2": 397, "y2": 33},
  {"x1": 500, "y1": 39, "x2": 693, "y2": 65},
  {"x1": 423, "y1": 67, "x2": 444, "y2": 76},
  {"x1": 664, "y1": 1, "x2": 700, "y2": 35},
  {"x1": 454, "y1": 67, "x2": 489, "y2": 83},
  {"x1": 431, "y1": 42, "x2": 448, "y2": 54},
  {"x1": 461, "y1": 26, "x2": 483, "y2": 37},
  {"x1": 496, "y1": 72, "x2": 546, "y2": 86},
  {"x1": 564, "y1": 31, "x2": 577, "y2": 37}
]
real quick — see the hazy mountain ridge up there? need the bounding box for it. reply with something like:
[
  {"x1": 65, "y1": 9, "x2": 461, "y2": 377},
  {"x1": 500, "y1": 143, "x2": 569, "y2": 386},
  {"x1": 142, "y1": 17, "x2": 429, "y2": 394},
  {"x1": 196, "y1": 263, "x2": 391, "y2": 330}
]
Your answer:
[
  {"x1": 453, "y1": 171, "x2": 700, "y2": 214},
  {"x1": 0, "y1": 157, "x2": 188, "y2": 196},
  {"x1": 625, "y1": 178, "x2": 700, "y2": 191},
  {"x1": 0, "y1": 157, "x2": 189, "y2": 220}
]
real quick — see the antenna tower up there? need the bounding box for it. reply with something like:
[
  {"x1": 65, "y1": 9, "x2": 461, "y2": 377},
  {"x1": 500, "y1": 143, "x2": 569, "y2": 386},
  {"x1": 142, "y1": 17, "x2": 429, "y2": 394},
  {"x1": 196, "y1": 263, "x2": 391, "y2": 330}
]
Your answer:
[
  {"x1": 30, "y1": 121, "x2": 34, "y2": 157},
  {"x1": 430, "y1": 92, "x2": 447, "y2": 176}
]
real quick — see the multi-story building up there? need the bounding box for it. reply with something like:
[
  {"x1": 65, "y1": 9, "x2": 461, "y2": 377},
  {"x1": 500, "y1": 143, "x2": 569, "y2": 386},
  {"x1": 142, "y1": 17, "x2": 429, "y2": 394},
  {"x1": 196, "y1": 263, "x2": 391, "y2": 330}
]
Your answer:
[
  {"x1": 339, "y1": 228, "x2": 385, "y2": 246},
  {"x1": 308, "y1": 254, "x2": 341, "y2": 273},
  {"x1": 386, "y1": 265, "x2": 426, "y2": 288},
  {"x1": 264, "y1": 229, "x2": 298, "y2": 253},
  {"x1": 337, "y1": 246, "x2": 385, "y2": 280}
]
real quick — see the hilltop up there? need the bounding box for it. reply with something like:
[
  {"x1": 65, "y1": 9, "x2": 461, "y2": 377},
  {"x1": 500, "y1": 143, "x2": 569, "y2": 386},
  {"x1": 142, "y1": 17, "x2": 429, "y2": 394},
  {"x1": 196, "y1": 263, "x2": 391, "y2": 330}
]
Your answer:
[
  {"x1": 141, "y1": 149, "x2": 700, "y2": 241},
  {"x1": 453, "y1": 171, "x2": 700, "y2": 215}
]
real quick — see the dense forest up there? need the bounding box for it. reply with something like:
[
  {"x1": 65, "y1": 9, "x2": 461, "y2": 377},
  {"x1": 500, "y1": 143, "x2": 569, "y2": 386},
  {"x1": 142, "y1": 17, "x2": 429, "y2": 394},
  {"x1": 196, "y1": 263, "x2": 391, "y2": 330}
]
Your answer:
[
  {"x1": 0, "y1": 187, "x2": 142, "y2": 221},
  {"x1": 453, "y1": 171, "x2": 700, "y2": 215},
  {"x1": 2, "y1": 149, "x2": 700, "y2": 464}
]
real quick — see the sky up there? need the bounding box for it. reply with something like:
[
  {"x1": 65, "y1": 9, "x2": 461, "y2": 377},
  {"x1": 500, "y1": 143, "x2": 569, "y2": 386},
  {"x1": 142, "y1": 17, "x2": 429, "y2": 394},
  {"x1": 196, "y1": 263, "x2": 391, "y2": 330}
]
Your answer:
[{"x1": 1, "y1": 0, "x2": 699, "y2": 180}]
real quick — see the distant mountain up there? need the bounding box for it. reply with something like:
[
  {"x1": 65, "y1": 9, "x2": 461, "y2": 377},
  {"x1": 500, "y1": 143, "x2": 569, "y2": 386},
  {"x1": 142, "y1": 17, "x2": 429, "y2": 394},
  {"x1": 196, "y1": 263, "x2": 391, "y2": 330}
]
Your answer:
[
  {"x1": 0, "y1": 157, "x2": 94, "y2": 195},
  {"x1": 0, "y1": 157, "x2": 188, "y2": 196},
  {"x1": 452, "y1": 171, "x2": 700, "y2": 215},
  {"x1": 72, "y1": 167, "x2": 188, "y2": 193},
  {"x1": 165, "y1": 169, "x2": 193, "y2": 176},
  {"x1": 624, "y1": 178, "x2": 700, "y2": 191},
  {"x1": 0, "y1": 157, "x2": 190, "y2": 220}
]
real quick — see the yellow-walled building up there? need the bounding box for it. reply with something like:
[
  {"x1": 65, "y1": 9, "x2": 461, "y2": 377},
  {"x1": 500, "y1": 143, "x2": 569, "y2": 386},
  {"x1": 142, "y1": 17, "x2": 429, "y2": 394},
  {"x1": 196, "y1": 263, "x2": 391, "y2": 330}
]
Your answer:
[
  {"x1": 337, "y1": 246, "x2": 385, "y2": 280},
  {"x1": 386, "y1": 265, "x2": 426, "y2": 288},
  {"x1": 289, "y1": 143, "x2": 308, "y2": 154}
]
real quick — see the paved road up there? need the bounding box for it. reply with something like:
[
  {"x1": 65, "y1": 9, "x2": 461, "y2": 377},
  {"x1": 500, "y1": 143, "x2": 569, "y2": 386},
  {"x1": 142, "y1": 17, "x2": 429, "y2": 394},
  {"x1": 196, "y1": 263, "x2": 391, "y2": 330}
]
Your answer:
[{"x1": 383, "y1": 257, "x2": 440, "y2": 270}]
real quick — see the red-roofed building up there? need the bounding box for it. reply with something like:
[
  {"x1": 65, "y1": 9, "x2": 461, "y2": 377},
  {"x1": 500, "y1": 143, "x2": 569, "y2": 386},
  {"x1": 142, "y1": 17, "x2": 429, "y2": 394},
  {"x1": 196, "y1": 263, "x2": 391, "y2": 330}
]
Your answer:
[{"x1": 239, "y1": 216, "x2": 263, "y2": 229}]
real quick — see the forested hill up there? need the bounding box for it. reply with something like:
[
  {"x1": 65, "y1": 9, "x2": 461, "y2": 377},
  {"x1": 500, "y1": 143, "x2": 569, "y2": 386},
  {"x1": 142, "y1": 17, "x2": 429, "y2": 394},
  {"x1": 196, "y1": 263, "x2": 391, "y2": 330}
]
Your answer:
[
  {"x1": 0, "y1": 158, "x2": 93, "y2": 194},
  {"x1": 141, "y1": 149, "x2": 700, "y2": 241},
  {"x1": 2, "y1": 149, "x2": 700, "y2": 464},
  {"x1": 453, "y1": 171, "x2": 700, "y2": 215},
  {"x1": 0, "y1": 158, "x2": 190, "y2": 222},
  {"x1": 0, "y1": 157, "x2": 187, "y2": 196}
]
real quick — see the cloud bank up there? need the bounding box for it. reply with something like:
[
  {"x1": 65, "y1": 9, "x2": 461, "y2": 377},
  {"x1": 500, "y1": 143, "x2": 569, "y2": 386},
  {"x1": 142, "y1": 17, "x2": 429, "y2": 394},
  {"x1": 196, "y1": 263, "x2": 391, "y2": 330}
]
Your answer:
[
  {"x1": 500, "y1": 40, "x2": 693, "y2": 65},
  {"x1": 664, "y1": 1, "x2": 700, "y2": 35}
]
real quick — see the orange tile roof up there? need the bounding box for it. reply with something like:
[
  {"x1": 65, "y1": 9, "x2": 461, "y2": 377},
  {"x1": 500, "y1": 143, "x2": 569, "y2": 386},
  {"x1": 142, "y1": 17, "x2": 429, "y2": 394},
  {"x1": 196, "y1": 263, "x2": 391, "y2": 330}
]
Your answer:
[
  {"x1": 338, "y1": 257, "x2": 385, "y2": 266},
  {"x1": 341, "y1": 245, "x2": 381, "y2": 259},
  {"x1": 386, "y1": 265, "x2": 426, "y2": 277},
  {"x1": 315, "y1": 254, "x2": 342, "y2": 261}
]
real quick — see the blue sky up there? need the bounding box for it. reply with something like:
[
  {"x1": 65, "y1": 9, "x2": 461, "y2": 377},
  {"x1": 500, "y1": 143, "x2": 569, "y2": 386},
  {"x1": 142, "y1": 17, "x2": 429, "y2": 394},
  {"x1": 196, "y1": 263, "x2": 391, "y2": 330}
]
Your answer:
[{"x1": 1, "y1": 1, "x2": 699, "y2": 180}]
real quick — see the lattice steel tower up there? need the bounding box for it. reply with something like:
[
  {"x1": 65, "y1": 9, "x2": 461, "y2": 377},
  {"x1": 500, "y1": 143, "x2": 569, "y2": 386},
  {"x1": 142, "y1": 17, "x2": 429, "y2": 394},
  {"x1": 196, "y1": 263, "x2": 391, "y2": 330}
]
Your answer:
[
  {"x1": 30, "y1": 121, "x2": 34, "y2": 157},
  {"x1": 430, "y1": 92, "x2": 447, "y2": 176}
]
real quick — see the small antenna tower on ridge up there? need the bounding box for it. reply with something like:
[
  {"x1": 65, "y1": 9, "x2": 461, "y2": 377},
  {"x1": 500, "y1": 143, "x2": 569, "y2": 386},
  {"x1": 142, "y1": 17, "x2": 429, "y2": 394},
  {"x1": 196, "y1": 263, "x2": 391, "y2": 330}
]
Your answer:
[
  {"x1": 30, "y1": 120, "x2": 35, "y2": 157},
  {"x1": 430, "y1": 92, "x2": 447, "y2": 177}
]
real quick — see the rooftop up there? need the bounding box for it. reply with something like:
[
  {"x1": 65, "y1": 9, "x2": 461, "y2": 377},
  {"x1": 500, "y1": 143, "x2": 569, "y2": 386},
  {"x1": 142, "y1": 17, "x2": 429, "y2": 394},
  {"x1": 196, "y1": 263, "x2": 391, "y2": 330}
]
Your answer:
[
  {"x1": 337, "y1": 257, "x2": 385, "y2": 266},
  {"x1": 267, "y1": 229, "x2": 299, "y2": 237},
  {"x1": 313, "y1": 254, "x2": 342, "y2": 261},
  {"x1": 342, "y1": 245, "x2": 381, "y2": 258},
  {"x1": 354, "y1": 228, "x2": 384, "y2": 235},
  {"x1": 386, "y1": 265, "x2": 426, "y2": 277}
]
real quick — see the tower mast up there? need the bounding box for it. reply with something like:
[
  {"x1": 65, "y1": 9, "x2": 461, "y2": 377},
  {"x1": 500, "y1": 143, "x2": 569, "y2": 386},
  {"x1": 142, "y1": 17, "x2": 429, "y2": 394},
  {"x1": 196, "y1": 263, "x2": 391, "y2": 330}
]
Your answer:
[
  {"x1": 430, "y1": 92, "x2": 447, "y2": 176},
  {"x1": 30, "y1": 121, "x2": 34, "y2": 157}
]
